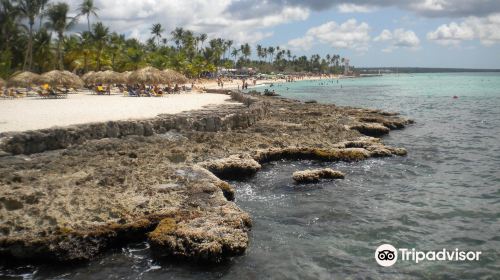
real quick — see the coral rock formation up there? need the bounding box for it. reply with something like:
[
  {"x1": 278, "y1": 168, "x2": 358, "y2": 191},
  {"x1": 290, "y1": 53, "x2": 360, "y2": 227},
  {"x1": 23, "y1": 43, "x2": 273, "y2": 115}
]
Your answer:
[
  {"x1": 293, "y1": 168, "x2": 345, "y2": 183},
  {"x1": 200, "y1": 154, "x2": 262, "y2": 179},
  {"x1": 0, "y1": 93, "x2": 412, "y2": 264}
]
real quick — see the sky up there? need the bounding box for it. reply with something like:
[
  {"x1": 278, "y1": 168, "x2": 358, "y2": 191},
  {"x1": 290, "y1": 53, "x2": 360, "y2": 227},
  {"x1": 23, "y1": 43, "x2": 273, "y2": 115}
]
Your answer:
[{"x1": 63, "y1": 0, "x2": 500, "y2": 69}]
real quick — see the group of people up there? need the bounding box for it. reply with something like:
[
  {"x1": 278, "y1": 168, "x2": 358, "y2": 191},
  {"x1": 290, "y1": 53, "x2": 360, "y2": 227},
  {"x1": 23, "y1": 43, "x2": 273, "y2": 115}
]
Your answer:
[
  {"x1": 217, "y1": 77, "x2": 225, "y2": 88},
  {"x1": 1, "y1": 84, "x2": 69, "y2": 99},
  {"x1": 1, "y1": 88, "x2": 25, "y2": 98},
  {"x1": 125, "y1": 84, "x2": 189, "y2": 97}
]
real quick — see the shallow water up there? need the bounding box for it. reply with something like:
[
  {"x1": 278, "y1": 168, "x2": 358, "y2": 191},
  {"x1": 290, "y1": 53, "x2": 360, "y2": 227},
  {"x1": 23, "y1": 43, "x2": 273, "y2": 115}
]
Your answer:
[{"x1": 2, "y1": 73, "x2": 499, "y2": 279}]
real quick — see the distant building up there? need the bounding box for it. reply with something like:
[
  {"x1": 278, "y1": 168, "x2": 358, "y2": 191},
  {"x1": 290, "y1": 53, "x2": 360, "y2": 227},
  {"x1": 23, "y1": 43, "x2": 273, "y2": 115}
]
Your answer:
[
  {"x1": 344, "y1": 59, "x2": 350, "y2": 75},
  {"x1": 217, "y1": 67, "x2": 256, "y2": 77}
]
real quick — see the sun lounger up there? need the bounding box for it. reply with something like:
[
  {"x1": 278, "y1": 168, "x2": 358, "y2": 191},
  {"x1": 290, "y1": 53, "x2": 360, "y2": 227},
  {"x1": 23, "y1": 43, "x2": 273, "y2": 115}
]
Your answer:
[
  {"x1": 127, "y1": 89, "x2": 139, "y2": 97},
  {"x1": 55, "y1": 88, "x2": 69, "y2": 98},
  {"x1": 96, "y1": 86, "x2": 106, "y2": 95}
]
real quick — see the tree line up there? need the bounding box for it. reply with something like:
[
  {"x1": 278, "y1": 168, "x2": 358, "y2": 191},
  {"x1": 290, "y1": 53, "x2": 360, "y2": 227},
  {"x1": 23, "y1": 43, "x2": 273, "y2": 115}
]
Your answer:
[{"x1": 0, "y1": 0, "x2": 349, "y2": 78}]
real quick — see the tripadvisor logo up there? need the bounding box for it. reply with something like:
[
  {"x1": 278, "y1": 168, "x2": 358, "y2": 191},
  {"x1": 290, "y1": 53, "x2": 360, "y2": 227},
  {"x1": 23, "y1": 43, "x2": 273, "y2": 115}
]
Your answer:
[{"x1": 375, "y1": 244, "x2": 482, "y2": 267}]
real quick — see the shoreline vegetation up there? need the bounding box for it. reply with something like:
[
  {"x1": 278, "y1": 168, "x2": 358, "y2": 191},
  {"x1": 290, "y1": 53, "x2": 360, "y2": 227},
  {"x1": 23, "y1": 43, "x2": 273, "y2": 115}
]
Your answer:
[
  {"x1": 0, "y1": 0, "x2": 350, "y2": 80},
  {"x1": 0, "y1": 90, "x2": 413, "y2": 264}
]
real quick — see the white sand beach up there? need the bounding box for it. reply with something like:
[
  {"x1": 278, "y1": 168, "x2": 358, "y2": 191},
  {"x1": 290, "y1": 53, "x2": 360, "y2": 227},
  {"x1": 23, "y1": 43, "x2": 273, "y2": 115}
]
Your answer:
[{"x1": 0, "y1": 92, "x2": 234, "y2": 133}]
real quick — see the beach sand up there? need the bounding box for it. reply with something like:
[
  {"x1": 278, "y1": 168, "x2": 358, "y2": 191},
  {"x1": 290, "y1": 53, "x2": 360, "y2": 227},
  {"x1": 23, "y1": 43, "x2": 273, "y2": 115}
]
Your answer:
[
  {"x1": 0, "y1": 92, "x2": 235, "y2": 133},
  {"x1": 194, "y1": 75, "x2": 333, "y2": 91}
]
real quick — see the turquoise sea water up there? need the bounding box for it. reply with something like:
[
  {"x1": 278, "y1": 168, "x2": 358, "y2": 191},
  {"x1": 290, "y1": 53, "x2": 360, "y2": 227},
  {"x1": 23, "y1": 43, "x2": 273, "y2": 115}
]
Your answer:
[{"x1": 2, "y1": 73, "x2": 499, "y2": 279}]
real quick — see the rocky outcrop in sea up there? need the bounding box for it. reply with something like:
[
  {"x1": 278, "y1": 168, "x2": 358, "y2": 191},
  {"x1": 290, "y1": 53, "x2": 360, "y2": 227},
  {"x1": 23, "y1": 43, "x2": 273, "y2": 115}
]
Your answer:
[{"x1": 0, "y1": 92, "x2": 412, "y2": 264}]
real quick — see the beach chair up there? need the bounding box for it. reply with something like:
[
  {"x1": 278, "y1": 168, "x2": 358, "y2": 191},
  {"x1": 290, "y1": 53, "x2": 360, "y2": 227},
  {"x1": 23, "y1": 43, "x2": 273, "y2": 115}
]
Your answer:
[
  {"x1": 15, "y1": 90, "x2": 26, "y2": 98},
  {"x1": 127, "y1": 88, "x2": 139, "y2": 97},
  {"x1": 96, "y1": 85, "x2": 106, "y2": 95},
  {"x1": 151, "y1": 88, "x2": 163, "y2": 97},
  {"x1": 37, "y1": 89, "x2": 49, "y2": 98},
  {"x1": 141, "y1": 88, "x2": 152, "y2": 97},
  {"x1": 55, "y1": 88, "x2": 69, "y2": 98}
]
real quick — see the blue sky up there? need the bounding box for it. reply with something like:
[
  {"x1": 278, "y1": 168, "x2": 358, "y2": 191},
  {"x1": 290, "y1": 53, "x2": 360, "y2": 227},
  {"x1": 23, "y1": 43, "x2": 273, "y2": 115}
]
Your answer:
[
  {"x1": 265, "y1": 7, "x2": 500, "y2": 68},
  {"x1": 65, "y1": 0, "x2": 500, "y2": 69}
]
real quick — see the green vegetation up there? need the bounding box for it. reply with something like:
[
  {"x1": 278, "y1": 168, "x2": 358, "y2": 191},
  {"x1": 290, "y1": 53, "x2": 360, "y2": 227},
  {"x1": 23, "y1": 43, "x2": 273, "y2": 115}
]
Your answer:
[{"x1": 0, "y1": 0, "x2": 348, "y2": 78}]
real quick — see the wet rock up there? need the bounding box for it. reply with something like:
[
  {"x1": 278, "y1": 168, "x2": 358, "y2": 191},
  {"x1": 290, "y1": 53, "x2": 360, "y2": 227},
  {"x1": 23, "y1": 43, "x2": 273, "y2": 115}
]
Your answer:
[
  {"x1": 358, "y1": 116, "x2": 412, "y2": 130},
  {"x1": 293, "y1": 168, "x2": 345, "y2": 183},
  {"x1": 253, "y1": 147, "x2": 371, "y2": 163},
  {"x1": 148, "y1": 204, "x2": 251, "y2": 263},
  {"x1": 0, "y1": 93, "x2": 411, "y2": 265},
  {"x1": 304, "y1": 100, "x2": 318, "y2": 104},
  {"x1": 200, "y1": 154, "x2": 262, "y2": 179},
  {"x1": 349, "y1": 123, "x2": 391, "y2": 137}
]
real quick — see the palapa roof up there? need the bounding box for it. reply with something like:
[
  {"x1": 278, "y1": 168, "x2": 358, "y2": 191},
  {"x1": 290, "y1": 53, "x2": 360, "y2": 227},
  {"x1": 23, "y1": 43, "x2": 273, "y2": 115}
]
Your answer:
[
  {"x1": 127, "y1": 67, "x2": 172, "y2": 85},
  {"x1": 81, "y1": 71, "x2": 96, "y2": 84},
  {"x1": 163, "y1": 69, "x2": 189, "y2": 84},
  {"x1": 85, "y1": 70, "x2": 125, "y2": 84},
  {"x1": 36, "y1": 70, "x2": 84, "y2": 88},
  {"x1": 7, "y1": 71, "x2": 40, "y2": 87}
]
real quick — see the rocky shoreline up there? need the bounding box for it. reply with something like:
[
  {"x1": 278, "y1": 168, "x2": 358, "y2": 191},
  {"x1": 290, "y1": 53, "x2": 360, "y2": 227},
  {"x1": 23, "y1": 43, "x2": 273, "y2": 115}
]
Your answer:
[{"x1": 0, "y1": 92, "x2": 413, "y2": 264}]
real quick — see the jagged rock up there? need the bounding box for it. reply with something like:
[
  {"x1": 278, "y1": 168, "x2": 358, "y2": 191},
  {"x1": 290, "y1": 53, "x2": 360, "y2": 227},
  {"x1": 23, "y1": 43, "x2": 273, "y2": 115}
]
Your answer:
[
  {"x1": 148, "y1": 204, "x2": 251, "y2": 263},
  {"x1": 0, "y1": 93, "x2": 411, "y2": 265},
  {"x1": 293, "y1": 168, "x2": 345, "y2": 183},
  {"x1": 200, "y1": 154, "x2": 262, "y2": 179},
  {"x1": 253, "y1": 147, "x2": 371, "y2": 163},
  {"x1": 304, "y1": 100, "x2": 318, "y2": 104},
  {"x1": 358, "y1": 116, "x2": 413, "y2": 130},
  {"x1": 349, "y1": 122, "x2": 391, "y2": 137}
]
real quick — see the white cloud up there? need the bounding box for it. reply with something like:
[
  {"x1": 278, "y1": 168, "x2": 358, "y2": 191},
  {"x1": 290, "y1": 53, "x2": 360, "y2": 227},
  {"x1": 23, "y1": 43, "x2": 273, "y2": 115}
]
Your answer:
[
  {"x1": 287, "y1": 36, "x2": 314, "y2": 51},
  {"x1": 411, "y1": 0, "x2": 447, "y2": 12},
  {"x1": 427, "y1": 13, "x2": 500, "y2": 46},
  {"x1": 338, "y1": 4, "x2": 376, "y2": 13},
  {"x1": 223, "y1": 0, "x2": 500, "y2": 19},
  {"x1": 287, "y1": 19, "x2": 371, "y2": 52},
  {"x1": 374, "y1": 28, "x2": 421, "y2": 51},
  {"x1": 393, "y1": 29, "x2": 421, "y2": 47},
  {"x1": 374, "y1": 29, "x2": 393, "y2": 41},
  {"x1": 62, "y1": 0, "x2": 308, "y2": 45}
]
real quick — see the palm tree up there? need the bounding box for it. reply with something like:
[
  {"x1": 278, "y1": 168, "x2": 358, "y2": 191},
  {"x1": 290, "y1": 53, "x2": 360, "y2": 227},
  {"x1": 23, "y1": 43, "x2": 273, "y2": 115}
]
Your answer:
[
  {"x1": 78, "y1": 0, "x2": 98, "y2": 32},
  {"x1": 197, "y1": 33, "x2": 207, "y2": 51},
  {"x1": 224, "y1": 40, "x2": 233, "y2": 60},
  {"x1": 171, "y1": 27, "x2": 184, "y2": 49},
  {"x1": 18, "y1": 0, "x2": 43, "y2": 70},
  {"x1": 45, "y1": 2, "x2": 75, "y2": 70},
  {"x1": 38, "y1": 0, "x2": 49, "y2": 29},
  {"x1": 108, "y1": 33, "x2": 125, "y2": 70},
  {"x1": 256, "y1": 44, "x2": 262, "y2": 62},
  {"x1": 32, "y1": 28, "x2": 52, "y2": 72},
  {"x1": 150, "y1": 23, "x2": 163, "y2": 46},
  {"x1": 78, "y1": 31, "x2": 92, "y2": 72},
  {"x1": 231, "y1": 48, "x2": 239, "y2": 65},
  {"x1": 267, "y1": 46, "x2": 275, "y2": 63},
  {"x1": 0, "y1": 0, "x2": 22, "y2": 57},
  {"x1": 241, "y1": 43, "x2": 251, "y2": 60},
  {"x1": 91, "y1": 22, "x2": 109, "y2": 70}
]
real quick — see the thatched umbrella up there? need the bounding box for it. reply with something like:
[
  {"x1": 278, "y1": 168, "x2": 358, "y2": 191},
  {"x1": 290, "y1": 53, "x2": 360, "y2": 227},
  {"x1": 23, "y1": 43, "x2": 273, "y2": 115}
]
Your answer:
[
  {"x1": 36, "y1": 70, "x2": 84, "y2": 88},
  {"x1": 90, "y1": 70, "x2": 125, "y2": 84},
  {"x1": 82, "y1": 71, "x2": 96, "y2": 85},
  {"x1": 7, "y1": 71, "x2": 40, "y2": 88},
  {"x1": 128, "y1": 66, "x2": 171, "y2": 85},
  {"x1": 163, "y1": 69, "x2": 189, "y2": 84},
  {"x1": 120, "y1": 71, "x2": 132, "y2": 82}
]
